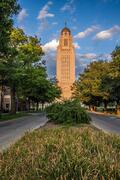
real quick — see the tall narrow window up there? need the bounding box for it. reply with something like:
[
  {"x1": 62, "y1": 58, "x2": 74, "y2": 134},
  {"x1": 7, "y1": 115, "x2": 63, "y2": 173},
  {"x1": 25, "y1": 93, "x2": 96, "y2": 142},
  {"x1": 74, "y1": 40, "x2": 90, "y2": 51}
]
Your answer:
[{"x1": 64, "y1": 39, "x2": 68, "y2": 46}]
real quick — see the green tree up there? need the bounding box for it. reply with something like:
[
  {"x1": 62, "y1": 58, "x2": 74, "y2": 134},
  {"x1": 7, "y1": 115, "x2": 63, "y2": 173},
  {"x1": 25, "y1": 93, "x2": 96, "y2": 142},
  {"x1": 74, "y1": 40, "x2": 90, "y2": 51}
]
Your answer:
[
  {"x1": 0, "y1": 0, "x2": 20, "y2": 56},
  {"x1": 101, "y1": 46, "x2": 120, "y2": 114},
  {"x1": 0, "y1": 28, "x2": 44, "y2": 114},
  {"x1": 110, "y1": 46, "x2": 120, "y2": 110},
  {"x1": 109, "y1": 46, "x2": 120, "y2": 113},
  {"x1": 73, "y1": 61, "x2": 110, "y2": 111},
  {"x1": 20, "y1": 66, "x2": 61, "y2": 111},
  {"x1": 37, "y1": 80, "x2": 61, "y2": 109},
  {"x1": 0, "y1": 0, "x2": 20, "y2": 117},
  {"x1": 0, "y1": 28, "x2": 28, "y2": 114}
]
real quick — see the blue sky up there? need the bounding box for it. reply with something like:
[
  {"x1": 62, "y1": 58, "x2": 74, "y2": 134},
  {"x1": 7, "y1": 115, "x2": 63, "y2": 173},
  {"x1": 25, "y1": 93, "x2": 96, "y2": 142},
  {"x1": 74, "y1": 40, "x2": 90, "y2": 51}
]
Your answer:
[{"x1": 14, "y1": 0, "x2": 120, "y2": 78}]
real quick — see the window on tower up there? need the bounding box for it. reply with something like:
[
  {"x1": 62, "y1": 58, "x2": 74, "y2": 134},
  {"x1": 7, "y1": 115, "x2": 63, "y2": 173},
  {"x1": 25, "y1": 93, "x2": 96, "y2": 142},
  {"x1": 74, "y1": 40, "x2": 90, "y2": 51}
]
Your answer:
[{"x1": 64, "y1": 39, "x2": 68, "y2": 46}]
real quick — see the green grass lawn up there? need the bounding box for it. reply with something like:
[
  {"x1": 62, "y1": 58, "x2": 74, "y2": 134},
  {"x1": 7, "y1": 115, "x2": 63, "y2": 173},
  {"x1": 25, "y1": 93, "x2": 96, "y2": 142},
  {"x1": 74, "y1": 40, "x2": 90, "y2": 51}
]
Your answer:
[
  {"x1": 0, "y1": 112, "x2": 28, "y2": 122},
  {"x1": 0, "y1": 126, "x2": 120, "y2": 179}
]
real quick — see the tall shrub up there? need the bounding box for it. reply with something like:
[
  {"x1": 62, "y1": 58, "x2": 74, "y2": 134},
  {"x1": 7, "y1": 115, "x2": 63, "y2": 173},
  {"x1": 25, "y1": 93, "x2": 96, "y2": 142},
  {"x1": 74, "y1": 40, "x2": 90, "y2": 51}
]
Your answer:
[{"x1": 46, "y1": 100, "x2": 91, "y2": 124}]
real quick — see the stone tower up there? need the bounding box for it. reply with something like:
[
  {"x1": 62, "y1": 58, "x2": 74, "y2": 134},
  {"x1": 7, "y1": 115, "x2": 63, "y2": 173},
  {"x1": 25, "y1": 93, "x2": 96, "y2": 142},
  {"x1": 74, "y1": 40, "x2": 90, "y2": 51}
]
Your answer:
[{"x1": 56, "y1": 26, "x2": 75, "y2": 99}]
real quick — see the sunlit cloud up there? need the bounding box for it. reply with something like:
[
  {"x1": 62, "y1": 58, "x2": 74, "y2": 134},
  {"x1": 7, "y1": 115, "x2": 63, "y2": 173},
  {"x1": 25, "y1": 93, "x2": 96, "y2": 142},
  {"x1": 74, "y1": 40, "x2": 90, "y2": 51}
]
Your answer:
[
  {"x1": 42, "y1": 39, "x2": 59, "y2": 53},
  {"x1": 37, "y1": 1, "x2": 54, "y2": 20},
  {"x1": 95, "y1": 25, "x2": 120, "y2": 40},
  {"x1": 37, "y1": 1, "x2": 54, "y2": 34},
  {"x1": 73, "y1": 42, "x2": 80, "y2": 49},
  {"x1": 61, "y1": 0, "x2": 76, "y2": 14},
  {"x1": 76, "y1": 53, "x2": 111, "y2": 61},
  {"x1": 17, "y1": 9, "x2": 28, "y2": 22},
  {"x1": 74, "y1": 25, "x2": 99, "y2": 39}
]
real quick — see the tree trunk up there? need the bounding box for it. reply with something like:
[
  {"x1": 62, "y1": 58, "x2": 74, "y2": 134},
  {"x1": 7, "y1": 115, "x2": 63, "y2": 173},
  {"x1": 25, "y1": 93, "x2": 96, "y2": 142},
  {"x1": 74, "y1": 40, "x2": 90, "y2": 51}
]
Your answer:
[
  {"x1": 16, "y1": 97, "x2": 19, "y2": 112},
  {"x1": 88, "y1": 105, "x2": 91, "y2": 111},
  {"x1": 10, "y1": 86, "x2": 16, "y2": 114},
  {"x1": 0, "y1": 84, "x2": 4, "y2": 113},
  {"x1": 91, "y1": 106, "x2": 96, "y2": 111},
  {"x1": 117, "y1": 107, "x2": 120, "y2": 115},
  {"x1": 89, "y1": 105, "x2": 93, "y2": 111},
  {"x1": 28, "y1": 100, "x2": 30, "y2": 112},
  {"x1": 94, "y1": 106, "x2": 97, "y2": 111},
  {"x1": 0, "y1": 85, "x2": 4, "y2": 119},
  {"x1": 26, "y1": 99, "x2": 30, "y2": 112},
  {"x1": 116, "y1": 101, "x2": 120, "y2": 115},
  {"x1": 103, "y1": 100, "x2": 108, "y2": 113},
  {"x1": 36, "y1": 101, "x2": 39, "y2": 111}
]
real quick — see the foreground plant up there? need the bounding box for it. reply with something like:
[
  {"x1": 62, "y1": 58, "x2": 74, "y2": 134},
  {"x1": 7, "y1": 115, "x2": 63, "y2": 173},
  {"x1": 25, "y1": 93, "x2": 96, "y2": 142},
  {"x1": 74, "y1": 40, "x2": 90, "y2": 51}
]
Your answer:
[
  {"x1": 46, "y1": 99, "x2": 91, "y2": 124},
  {"x1": 0, "y1": 127, "x2": 120, "y2": 179}
]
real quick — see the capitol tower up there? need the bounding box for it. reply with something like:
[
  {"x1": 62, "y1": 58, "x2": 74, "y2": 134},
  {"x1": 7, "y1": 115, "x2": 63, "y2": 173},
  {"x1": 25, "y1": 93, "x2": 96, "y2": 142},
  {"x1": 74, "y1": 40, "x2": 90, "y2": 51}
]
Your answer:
[{"x1": 56, "y1": 25, "x2": 75, "y2": 99}]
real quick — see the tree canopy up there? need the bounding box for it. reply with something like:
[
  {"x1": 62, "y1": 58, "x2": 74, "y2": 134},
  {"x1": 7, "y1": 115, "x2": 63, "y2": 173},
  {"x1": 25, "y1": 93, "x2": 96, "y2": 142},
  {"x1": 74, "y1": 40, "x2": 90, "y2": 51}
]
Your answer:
[
  {"x1": 0, "y1": 27, "x2": 61, "y2": 114},
  {"x1": 72, "y1": 46, "x2": 120, "y2": 114},
  {"x1": 0, "y1": 0, "x2": 20, "y2": 56}
]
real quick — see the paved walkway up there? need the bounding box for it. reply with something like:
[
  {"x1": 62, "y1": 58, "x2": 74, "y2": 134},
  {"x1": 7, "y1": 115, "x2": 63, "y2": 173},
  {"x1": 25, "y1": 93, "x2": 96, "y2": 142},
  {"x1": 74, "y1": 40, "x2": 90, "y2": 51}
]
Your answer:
[
  {"x1": 1, "y1": 112, "x2": 120, "y2": 152},
  {"x1": 0, "y1": 113, "x2": 48, "y2": 151},
  {"x1": 89, "y1": 112, "x2": 120, "y2": 135}
]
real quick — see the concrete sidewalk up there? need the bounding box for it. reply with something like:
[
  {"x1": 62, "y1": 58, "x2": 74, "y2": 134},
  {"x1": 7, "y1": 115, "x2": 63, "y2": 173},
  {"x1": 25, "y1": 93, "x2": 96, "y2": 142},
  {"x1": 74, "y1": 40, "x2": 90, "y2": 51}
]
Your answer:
[
  {"x1": 0, "y1": 113, "x2": 48, "y2": 151},
  {"x1": 89, "y1": 112, "x2": 120, "y2": 135}
]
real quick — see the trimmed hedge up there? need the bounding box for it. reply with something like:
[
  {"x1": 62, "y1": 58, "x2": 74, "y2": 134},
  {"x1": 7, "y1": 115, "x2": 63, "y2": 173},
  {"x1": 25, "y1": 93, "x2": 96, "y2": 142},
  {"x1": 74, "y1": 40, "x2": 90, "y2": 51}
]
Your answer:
[{"x1": 46, "y1": 100, "x2": 91, "y2": 124}]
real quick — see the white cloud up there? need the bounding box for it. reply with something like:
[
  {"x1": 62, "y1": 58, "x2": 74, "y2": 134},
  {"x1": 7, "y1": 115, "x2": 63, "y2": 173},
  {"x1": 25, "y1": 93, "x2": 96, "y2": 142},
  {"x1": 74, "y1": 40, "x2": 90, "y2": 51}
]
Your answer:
[
  {"x1": 77, "y1": 53, "x2": 111, "y2": 61},
  {"x1": 74, "y1": 25, "x2": 99, "y2": 39},
  {"x1": 75, "y1": 52, "x2": 111, "y2": 78},
  {"x1": 78, "y1": 53, "x2": 97, "y2": 59},
  {"x1": 95, "y1": 25, "x2": 120, "y2": 40},
  {"x1": 17, "y1": 9, "x2": 28, "y2": 22},
  {"x1": 99, "y1": 54, "x2": 112, "y2": 60},
  {"x1": 73, "y1": 42, "x2": 80, "y2": 49},
  {"x1": 61, "y1": 0, "x2": 75, "y2": 13},
  {"x1": 37, "y1": 1, "x2": 54, "y2": 34},
  {"x1": 37, "y1": 1, "x2": 54, "y2": 20},
  {"x1": 42, "y1": 39, "x2": 59, "y2": 52}
]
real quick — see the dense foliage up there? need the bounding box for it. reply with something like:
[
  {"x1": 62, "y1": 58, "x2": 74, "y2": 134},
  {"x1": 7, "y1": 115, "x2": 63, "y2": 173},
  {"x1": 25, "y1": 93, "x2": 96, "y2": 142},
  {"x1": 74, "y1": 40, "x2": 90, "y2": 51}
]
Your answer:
[
  {"x1": 0, "y1": 127, "x2": 120, "y2": 179},
  {"x1": 73, "y1": 46, "x2": 120, "y2": 114},
  {"x1": 0, "y1": 27, "x2": 61, "y2": 114},
  {"x1": 46, "y1": 100, "x2": 91, "y2": 124},
  {"x1": 0, "y1": 0, "x2": 20, "y2": 56}
]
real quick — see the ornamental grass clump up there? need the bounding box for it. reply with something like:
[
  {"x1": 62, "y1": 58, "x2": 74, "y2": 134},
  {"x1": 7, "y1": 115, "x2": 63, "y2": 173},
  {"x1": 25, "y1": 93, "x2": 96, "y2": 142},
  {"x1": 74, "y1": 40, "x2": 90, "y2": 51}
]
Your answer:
[
  {"x1": 46, "y1": 99, "x2": 91, "y2": 124},
  {"x1": 0, "y1": 127, "x2": 120, "y2": 179}
]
